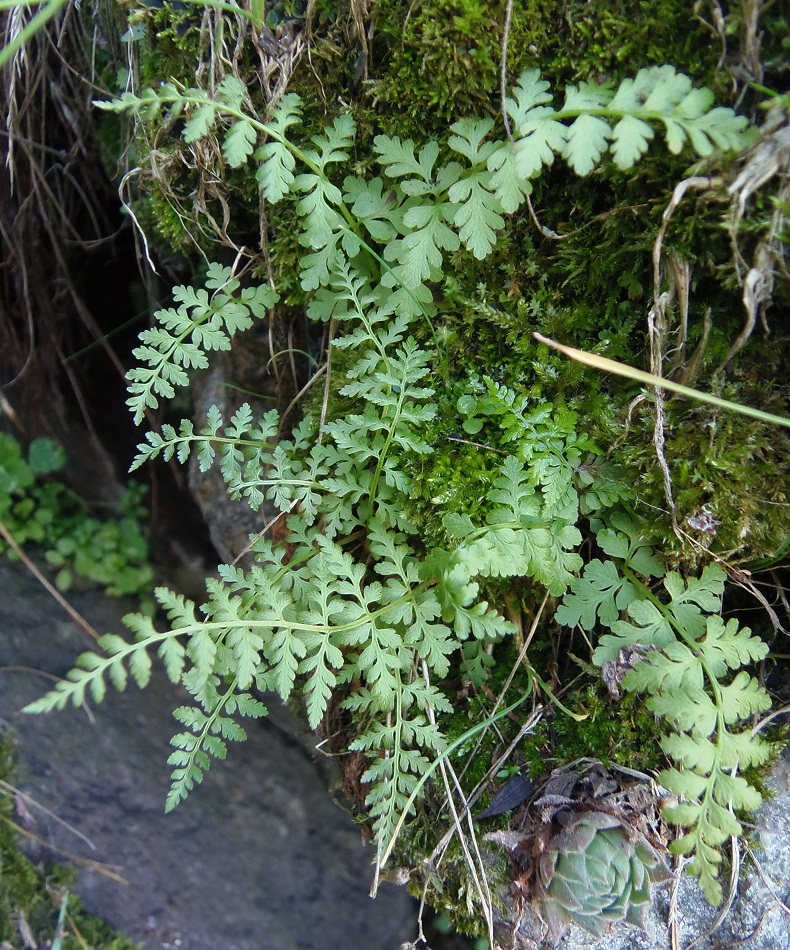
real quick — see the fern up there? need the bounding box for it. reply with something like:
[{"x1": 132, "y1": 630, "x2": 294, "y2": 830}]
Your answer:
[
  {"x1": 125, "y1": 263, "x2": 277, "y2": 424},
  {"x1": 167, "y1": 679, "x2": 268, "y2": 811},
  {"x1": 27, "y1": 445, "x2": 582, "y2": 842},
  {"x1": 558, "y1": 542, "x2": 771, "y2": 905},
  {"x1": 96, "y1": 64, "x2": 749, "y2": 315},
  {"x1": 29, "y1": 63, "x2": 769, "y2": 894},
  {"x1": 496, "y1": 66, "x2": 749, "y2": 180}
]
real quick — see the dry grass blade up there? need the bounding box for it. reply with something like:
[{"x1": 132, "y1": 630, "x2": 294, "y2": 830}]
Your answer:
[
  {"x1": 1, "y1": 0, "x2": 123, "y2": 433},
  {"x1": 0, "y1": 814, "x2": 128, "y2": 884},
  {"x1": 0, "y1": 779, "x2": 95, "y2": 850},
  {"x1": 532, "y1": 333, "x2": 790, "y2": 429}
]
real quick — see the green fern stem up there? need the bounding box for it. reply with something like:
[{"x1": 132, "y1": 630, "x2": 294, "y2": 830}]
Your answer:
[
  {"x1": 377, "y1": 674, "x2": 408, "y2": 841},
  {"x1": 367, "y1": 384, "x2": 410, "y2": 515},
  {"x1": 333, "y1": 229, "x2": 443, "y2": 354},
  {"x1": 377, "y1": 685, "x2": 538, "y2": 870},
  {"x1": 158, "y1": 87, "x2": 445, "y2": 346},
  {"x1": 620, "y1": 560, "x2": 731, "y2": 708}
]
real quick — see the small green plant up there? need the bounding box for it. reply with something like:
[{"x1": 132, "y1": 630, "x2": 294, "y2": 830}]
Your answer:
[
  {"x1": 0, "y1": 431, "x2": 154, "y2": 607},
  {"x1": 535, "y1": 808, "x2": 672, "y2": 939},
  {"x1": 23, "y1": 59, "x2": 773, "y2": 919},
  {"x1": 487, "y1": 761, "x2": 674, "y2": 940}
]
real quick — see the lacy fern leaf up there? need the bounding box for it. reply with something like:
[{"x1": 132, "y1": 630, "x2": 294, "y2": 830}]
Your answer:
[
  {"x1": 559, "y1": 554, "x2": 772, "y2": 904},
  {"x1": 255, "y1": 93, "x2": 302, "y2": 201},
  {"x1": 486, "y1": 65, "x2": 749, "y2": 203},
  {"x1": 126, "y1": 264, "x2": 277, "y2": 424},
  {"x1": 22, "y1": 591, "x2": 188, "y2": 712}
]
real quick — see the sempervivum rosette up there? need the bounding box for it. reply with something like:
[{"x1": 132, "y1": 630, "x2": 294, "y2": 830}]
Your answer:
[
  {"x1": 535, "y1": 808, "x2": 673, "y2": 938},
  {"x1": 483, "y1": 759, "x2": 673, "y2": 943}
]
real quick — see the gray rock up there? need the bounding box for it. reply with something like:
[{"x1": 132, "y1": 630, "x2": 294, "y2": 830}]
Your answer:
[
  {"x1": 188, "y1": 358, "x2": 273, "y2": 567},
  {"x1": 0, "y1": 561, "x2": 417, "y2": 950}
]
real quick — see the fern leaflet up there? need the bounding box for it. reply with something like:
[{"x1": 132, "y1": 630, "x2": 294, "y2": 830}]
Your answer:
[{"x1": 559, "y1": 555, "x2": 771, "y2": 904}]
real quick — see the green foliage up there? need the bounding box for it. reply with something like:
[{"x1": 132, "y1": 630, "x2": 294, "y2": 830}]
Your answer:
[
  {"x1": 625, "y1": 400, "x2": 790, "y2": 560},
  {"x1": 457, "y1": 378, "x2": 602, "y2": 517},
  {"x1": 496, "y1": 66, "x2": 748, "y2": 181},
  {"x1": 489, "y1": 675, "x2": 664, "y2": 788},
  {"x1": 0, "y1": 433, "x2": 63, "y2": 495},
  {"x1": 31, "y1": 59, "x2": 774, "y2": 913},
  {"x1": 0, "y1": 432, "x2": 154, "y2": 606},
  {"x1": 367, "y1": 0, "x2": 724, "y2": 145},
  {"x1": 96, "y1": 64, "x2": 748, "y2": 314},
  {"x1": 558, "y1": 534, "x2": 772, "y2": 905},
  {"x1": 126, "y1": 260, "x2": 278, "y2": 424}
]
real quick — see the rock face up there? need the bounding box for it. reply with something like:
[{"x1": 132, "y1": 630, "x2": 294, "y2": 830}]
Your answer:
[
  {"x1": 187, "y1": 358, "x2": 273, "y2": 567},
  {"x1": 0, "y1": 561, "x2": 417, "y2": 950}
]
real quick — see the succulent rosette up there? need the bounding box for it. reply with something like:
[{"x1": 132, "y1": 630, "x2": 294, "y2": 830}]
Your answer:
[{"x1": 536, "y1": 809, "x2": 673, "y2": 939}]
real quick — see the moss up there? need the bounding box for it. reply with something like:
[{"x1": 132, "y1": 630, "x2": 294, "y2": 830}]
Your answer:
[
  {"x1": 368, "y1": 0, "x2": 517, "y2": 128},
  {"x1": 366, "y1": 0, "x2": 722, "y2": 139},
  {"x1": 125, "y1": 1, "x2": 209, "y2": 90},
  {"x1": 618, "y1": 364, "x2": 790, "y2": 564},
  {"x1": 520, "y1": 687, "x2": 666, "y2": 778}
]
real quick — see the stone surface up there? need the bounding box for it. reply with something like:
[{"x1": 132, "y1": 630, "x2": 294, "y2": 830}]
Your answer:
[
  {"x1": 188, "y1": 359, "x2": 271, "y2": 567},
  {"x1": 0, "y1": 561, "x2": 417, "y2": 950}
]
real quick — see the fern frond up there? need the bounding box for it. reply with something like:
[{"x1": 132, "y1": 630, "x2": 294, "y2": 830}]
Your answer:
[
  {"x1": 255, "y1": 93, "x2": 303, "y2": 201},
  {"x1": 485, "y1": 65, "x2": 749, "y2": 216},
  {"x1": 555, "y1": 558, "x2": 640, "y2": 630},
  {"x1": 343, "y1": 175, "x2": 407, "y2": 243},
  {"x1": 374, "y1": 135, "x2": 441, "y2": 183},
  {"x1": 22, "y1": 591, "x2": 187, "y2": 712},
  {"x1": 126, "y1": 265, "x2": 277, "y2": 424},
  {"x1": 75, "y1": 64, "x2": 765, "y2": 882},
  {"x1": 559, "y1": 550, "x2": 772, "y2": 905},
  {"x1": 166, "y1": 679, "x2": 267, "y2": 811},
  {"x1": 446, "y1": 118, "x2": 504, "y2": 258},
  {"x1": 383, "y1": 203, "x2": 460, "y2": 289},
  {"x1": 349, "y1": 689, "x2": 445, "y2": 848}
]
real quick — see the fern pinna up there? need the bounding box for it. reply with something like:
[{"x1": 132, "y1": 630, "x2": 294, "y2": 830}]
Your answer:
[{"x1": 26, "y1": 65, "x2": 770, "y2": 901}]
